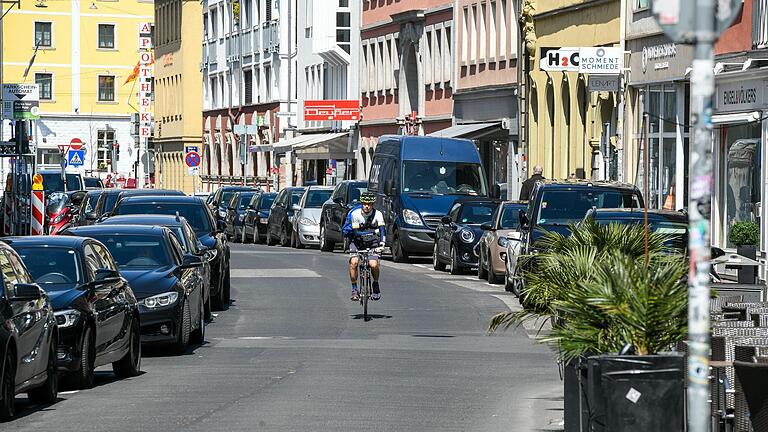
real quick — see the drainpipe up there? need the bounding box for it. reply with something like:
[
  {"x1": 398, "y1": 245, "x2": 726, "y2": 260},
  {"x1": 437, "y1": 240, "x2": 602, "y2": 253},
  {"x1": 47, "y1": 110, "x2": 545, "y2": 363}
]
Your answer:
[{"x1": 616, "y1": 0, "x2": 627, "y2": 182}]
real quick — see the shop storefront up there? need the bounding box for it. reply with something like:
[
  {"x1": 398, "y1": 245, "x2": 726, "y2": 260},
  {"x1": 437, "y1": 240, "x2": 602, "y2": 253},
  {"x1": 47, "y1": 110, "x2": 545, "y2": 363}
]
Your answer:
[
  {"x1": 627, "y1": 36, "x2": 693, "y2": 210},
  {"x1": 712, "y1": 70, "x2": 768, "y2": 253}
]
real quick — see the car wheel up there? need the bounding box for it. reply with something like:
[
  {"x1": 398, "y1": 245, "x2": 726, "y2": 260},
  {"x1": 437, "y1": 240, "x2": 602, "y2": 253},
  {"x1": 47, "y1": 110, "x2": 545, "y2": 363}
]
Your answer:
[
  {"x1": 27, "y1": 338, "x2": 57, "y2": 404},
  {"x1": 488, "y1": 267, "x2": 502, "y2": 284},
  {"x1": 280, "y1": 226, "x2": 290, "y2": 247},
  {"x1": 450, "y1": 245, "x2": 462, "y2": 275},
  {"x1": 0, "y1": 351, "x2": 16, "y2": 420},
  {"x1": 113, "y1": 317, "x2": 141, "y2": 378},
  {"x1": 266, "y1": 227, "x2": 278, "y2": 246},
  {"x1": 204, "y1": 295, "x2": 212, "y2": 320},
  {"x1": 172, "y1": 299, "x2": 191, "y2": 355},
  {"x1": 432, "y1": 242, "x2": 446, "y2": 271},
  {"x1": 190, "y1": 296, "x2": 206, "y2": 345},
  {"x1": 392, "y1": 230, "x2": 409, "y2": 263},
  {"x1": 320, "y1": 224, "x2": 335, "y2": 252},
  {"x1": 222, "y1": 265, "x2": 231, "y2": 305},
  {"x1": 477, "y1": 248, "x2": 488, "y2": 280},
  {"x1": 504, "y1": 265, "x2": 515, "y2": 292},
  {"x1": 240, "y1": 225, "x2": 247, "y2": 243},
  {"x1": 65, "y1": 326, "x2": 94, "y2": 390}
]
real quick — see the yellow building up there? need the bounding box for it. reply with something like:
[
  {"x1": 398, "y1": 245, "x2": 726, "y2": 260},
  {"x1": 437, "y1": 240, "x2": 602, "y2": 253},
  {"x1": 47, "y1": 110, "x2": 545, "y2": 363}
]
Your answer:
[
  {"x1": 153, "y1": 0, "x2": 202, "y2": 194},
  {"x1": 520, "y1": 0, "x2": 621, "y2": 182},
  {"x1": 2, "y1": 0, "x2": 154, "y2": 180}
]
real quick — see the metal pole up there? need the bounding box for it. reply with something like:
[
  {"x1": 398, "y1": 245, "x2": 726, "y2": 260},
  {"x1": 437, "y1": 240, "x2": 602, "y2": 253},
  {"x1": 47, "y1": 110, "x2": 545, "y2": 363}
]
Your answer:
[
  {"x1": 687, "y1": 0, "x2": 716, "y2": 430},
  {"x1": 643, "y1": 113, "x2": 649, "y2": 264}
]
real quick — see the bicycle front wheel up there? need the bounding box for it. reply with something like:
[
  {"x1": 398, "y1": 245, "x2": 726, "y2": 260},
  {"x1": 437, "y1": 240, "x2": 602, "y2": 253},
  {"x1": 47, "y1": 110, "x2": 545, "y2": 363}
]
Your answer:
[{"x1": 361, "y1": 271, "x2": 370, "y2": 322}]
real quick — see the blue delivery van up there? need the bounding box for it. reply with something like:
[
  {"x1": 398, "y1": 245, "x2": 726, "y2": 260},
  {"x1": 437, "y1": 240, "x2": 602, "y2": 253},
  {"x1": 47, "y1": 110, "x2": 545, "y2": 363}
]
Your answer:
[{"x1": 368, "y1": 135, "x2": 497, "y2": 262}]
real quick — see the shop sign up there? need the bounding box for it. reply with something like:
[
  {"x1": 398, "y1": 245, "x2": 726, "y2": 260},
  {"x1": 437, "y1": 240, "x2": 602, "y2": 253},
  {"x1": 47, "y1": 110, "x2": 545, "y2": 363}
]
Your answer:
[
  {"x1": 304, "y1": 100, "x2": 360, "y2": 121},
  {"x1": 716, "y1": 79, "x2": 767, "y2": 113},
  {"x1": 642, "y1": 43, "x2": 677, "y2": 73},
  {"x1": 588, "y1": 75, "x2": 620, "y2": 92},
  {"x1": 539, "y1": 47, "x2": 580, "y2": 72},
  {"x1": 579, "y1": 47, "x2": 623, "y2": 75}
]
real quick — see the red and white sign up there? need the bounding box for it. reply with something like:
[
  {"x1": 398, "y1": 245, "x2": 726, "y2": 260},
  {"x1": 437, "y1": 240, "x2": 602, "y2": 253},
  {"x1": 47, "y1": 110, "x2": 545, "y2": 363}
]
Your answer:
[
  {"x1": 69, "y1": 137, "x2": 84, "y2": 150},
  {"x1": 31, "y1": 190, "x2": 44, "y2": 235},
  {"x1": 304, "y1": 100, "x2": 360, "y2": 121}
]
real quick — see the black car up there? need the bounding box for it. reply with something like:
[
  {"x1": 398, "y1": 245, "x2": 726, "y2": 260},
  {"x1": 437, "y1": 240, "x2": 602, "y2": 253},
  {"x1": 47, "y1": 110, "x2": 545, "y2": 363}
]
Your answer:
[
  {"x1": 65, "y1": 225, "x2": 206, "y2": 354},
  {"x1": 83, "y1": 177, "x2": 104, "y2": 189},
  {"x1": 319, "y1": 180, "x2": 368, "y2": 252},
  {"x1": 583, "y1": 208, "x2": 688, "y2": 252},
  {"x1": 266, "y1": 187, "x2": 306, "y2": 246},
  {"x1": 5, "y1": 236, "x2": 141, "y2": 389},
  {"x1": 433, "y1": 198, "x2": 502, "y2": 275},
  {"x1": 109, "y1": 195, "x2": 231, "y2": 311},
  {"x1": 208, "y1": 186, "x2": 259, "y2": 224},
  {"x1": 0, "y1": 241, "x2": 58, "y2": 420},
  {"x1": 225, "y1": 191, "x2": 257, "y2": 242},
  {"x1": 98, "y1": 214, "x2": 213, "y2": 319},
  {"x1": 243, "y1": 192, "x2": 276, "y2": 243},
  {"x1": 76, "y1": 190, "x2": 103, "y2": 226},
  {"x1": 90, "y1": 189, "x2": 185, "y2": 223}
]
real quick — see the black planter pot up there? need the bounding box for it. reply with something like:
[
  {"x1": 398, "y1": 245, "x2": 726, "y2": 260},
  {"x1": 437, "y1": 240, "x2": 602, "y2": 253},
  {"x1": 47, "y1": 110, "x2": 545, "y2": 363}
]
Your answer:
[
  {"x1": 737, "y1": 245, "x2": 758, "y2": 284},
  {"x1": 563, "y1": 357, "x2": 591, "y2": 432},
  {"x1": 590, "y1": 354, "x2": 685, "y2": 432}
]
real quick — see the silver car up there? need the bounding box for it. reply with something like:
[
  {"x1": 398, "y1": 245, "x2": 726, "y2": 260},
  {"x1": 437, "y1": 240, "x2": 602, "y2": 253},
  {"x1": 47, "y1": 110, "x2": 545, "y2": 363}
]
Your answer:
[{"x1": 291, "y1": 186, "x2": 334, "y2": 248}]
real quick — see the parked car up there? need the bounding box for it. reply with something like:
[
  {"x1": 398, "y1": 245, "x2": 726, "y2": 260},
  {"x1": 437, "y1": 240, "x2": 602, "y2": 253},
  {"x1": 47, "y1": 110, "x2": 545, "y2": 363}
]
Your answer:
[
  {"x1": 64, "y1": 225, "x2": 206, "y2": 354},
  {"x1": 0, "y1": 241, "x2": 58, "y2": 420},
  {"x1": 477, "y1": 201, "x2": 527, "y2": 284},
  {"x1": 98, "y1": 214, "x2": 213, "y2": 319},
  {"x1": 90, "y1": 188, "x2": 185, "y2": 223},
  {"x1": 510, "y1": 181, "x2": 645, "y2": 295},
  {"x1": 109, "y1": 195, "x2": 231, "y2": 311},
  {"x1": 291, "y1": 186, "x2": 333, "y2": 249},
  {"x1": 225, "y1": 191, "x2": 258, "y2": 242},
  {"x1": 208, "y1": 186, "x2": 259, "y2": 224},
  {"x1": 266, "y1": 187, "x2": 306, "y2": 246},
  {"x1": 583, "y1": 208, "x2": 688, "y2": 253},
  {"x1": 433, "y1": 198, "x2": 502, "y2": 275},
  {"x1": 243, "y1": 192, "x2": 276, "y2": 243},
  {"x1": 76, "y1": 190, "x2": 103, "y2": 226},
  {"x1": 5, "y1": 236, "x2": 141, "y2": 389},
  {"x1": 319, "y1": 180, "x2": 368, "y2": 252},
  {"x1": 368, "y1": 135, "x2": 499, "y2": 263},
  {"x1": 83, "y1": 177, "x2": 104, "y2": 190},
  {"x1": 39, "y1": 169, "x2": 84, "y2": 195}
]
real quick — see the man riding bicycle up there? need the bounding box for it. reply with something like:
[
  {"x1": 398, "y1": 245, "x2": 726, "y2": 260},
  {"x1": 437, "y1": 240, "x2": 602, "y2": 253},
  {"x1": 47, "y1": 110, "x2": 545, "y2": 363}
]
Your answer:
[{"x1": 343, "y1": 191, "x2": 385, "y2": 302}]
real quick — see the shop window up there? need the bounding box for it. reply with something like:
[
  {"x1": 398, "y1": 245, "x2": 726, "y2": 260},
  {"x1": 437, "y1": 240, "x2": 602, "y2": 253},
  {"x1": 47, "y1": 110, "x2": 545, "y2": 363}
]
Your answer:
[{"x1": 723, "y1": 122, "x2": 762, "y2": 247}]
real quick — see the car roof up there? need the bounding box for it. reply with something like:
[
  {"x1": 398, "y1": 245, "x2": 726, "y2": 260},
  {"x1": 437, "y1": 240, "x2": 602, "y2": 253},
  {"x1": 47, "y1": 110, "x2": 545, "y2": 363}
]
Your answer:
[
  {"x1": 590, "y1": 208, "x2": 688, "y2": 222},
  {"x1": 119, "y1": 189, "x2": 185, "y2": 196},
  {"x1": 502, "y1": 200, "x2": 527, "y2": 206},
  {"x1": 2, "y1": 235, "x2": 86, "y2": 248},
  {"x1": 259, "y1": 192, "x2": 277, "y2": 196},
  {"x1": 99, "y1": 214, "x2": 188, "y2": 227},
  {"x1": 538, "y1": 180, "x2": 640, "y2": 191},
  {"x1": 66, "y1": 224, "x2": 171, "y2": 236},
  {"x1": 454, "y1": 197, "x2": 502, "y2": 205},
  {"x1": 116, "y1": 195, "x2": 206, "y2": 205},
  {"x1": 38, "y1": 170, "x2": 81, "y2": 175},
  {"x1": 218, "y1": 186, "x2": 258, "y2": 192},
  {"x1": 305, "y1": 185, "x2": 334, "y2": 190}
]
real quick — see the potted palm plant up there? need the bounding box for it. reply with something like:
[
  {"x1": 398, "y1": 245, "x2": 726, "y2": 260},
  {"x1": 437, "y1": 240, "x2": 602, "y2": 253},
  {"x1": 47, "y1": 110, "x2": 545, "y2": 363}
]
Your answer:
[{"x1": 489, "y1": 221, "x2": 688, "y2": 432}]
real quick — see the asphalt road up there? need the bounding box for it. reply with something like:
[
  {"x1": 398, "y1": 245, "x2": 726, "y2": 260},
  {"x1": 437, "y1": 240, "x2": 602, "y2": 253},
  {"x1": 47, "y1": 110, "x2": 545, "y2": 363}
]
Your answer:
[{"x1": 7, "y1": 243, "x2": 564, "y2": 431}]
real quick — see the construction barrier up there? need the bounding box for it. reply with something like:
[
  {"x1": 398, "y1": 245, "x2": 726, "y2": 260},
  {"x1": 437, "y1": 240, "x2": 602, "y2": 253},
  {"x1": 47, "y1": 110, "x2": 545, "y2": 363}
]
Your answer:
[{"x1": 30, "y1": 190, "x2": 44, "y2": 235}]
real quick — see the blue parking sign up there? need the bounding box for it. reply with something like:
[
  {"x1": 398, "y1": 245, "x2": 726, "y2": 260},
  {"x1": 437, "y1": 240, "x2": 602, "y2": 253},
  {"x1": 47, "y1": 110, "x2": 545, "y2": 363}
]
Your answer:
[{"x1": 67, "y1": 149, "x2": 85, "y2": 167}]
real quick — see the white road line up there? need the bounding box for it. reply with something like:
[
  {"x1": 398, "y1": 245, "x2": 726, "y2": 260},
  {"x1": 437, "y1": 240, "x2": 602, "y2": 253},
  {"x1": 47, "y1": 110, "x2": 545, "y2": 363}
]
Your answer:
[
  {"x1": 230, "y1": 269, "x2": 322, "y2": 278},
  {"x1": 59, "y1": 390, "x2": 80, "y2": 395},
  {"x1": 412, "y1": 264, "x2": 430, "y2": 269},
  {"x1": 230, "y1": 250, "x2": 315, "y2": 255}
]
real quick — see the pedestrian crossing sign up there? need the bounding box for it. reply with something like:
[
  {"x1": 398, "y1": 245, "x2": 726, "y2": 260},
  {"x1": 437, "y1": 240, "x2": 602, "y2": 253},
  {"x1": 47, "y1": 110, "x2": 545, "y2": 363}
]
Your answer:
[{"x1": 67, "y1": 149, "x2": 85, "y2": 167}]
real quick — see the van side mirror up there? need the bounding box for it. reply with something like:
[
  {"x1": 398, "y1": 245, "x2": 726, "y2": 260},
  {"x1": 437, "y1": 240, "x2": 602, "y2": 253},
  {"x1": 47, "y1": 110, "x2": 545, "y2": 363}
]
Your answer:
[
  {"x1": 491, "y1": 184, "x2": 502, "y2": 199},
  {"x1": 519, "y1": 209, "x2": 530, "y2": 230},
  {"x1": 383, "y1": 180, "x2": 394, "y2": 196}
]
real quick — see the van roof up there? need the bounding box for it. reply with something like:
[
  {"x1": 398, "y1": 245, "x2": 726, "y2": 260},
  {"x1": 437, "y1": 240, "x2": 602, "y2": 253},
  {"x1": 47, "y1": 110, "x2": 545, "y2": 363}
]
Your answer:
[{"x1": 377, "y1": 135, "x2": 482, "y2": 163}]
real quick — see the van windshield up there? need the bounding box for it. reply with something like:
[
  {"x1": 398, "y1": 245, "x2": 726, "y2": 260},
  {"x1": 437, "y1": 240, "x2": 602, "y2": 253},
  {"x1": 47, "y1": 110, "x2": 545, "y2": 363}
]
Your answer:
[{"x1": 402, "y1": 161, "x2": 487, "y2": 196}]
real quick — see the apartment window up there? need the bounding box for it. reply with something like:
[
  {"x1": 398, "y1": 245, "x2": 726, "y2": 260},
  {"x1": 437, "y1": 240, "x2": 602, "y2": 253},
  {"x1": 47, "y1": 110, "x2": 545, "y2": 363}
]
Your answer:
[
  {"x1": 243, "y1": 0, "x2": 251, "y2": 27},
  {"x1": 462, "y1": 7, "x2": 469, "y2": 64},
  {"x1": 210, "y1": 8, "x2": 218, "y2": 38},
  {"x1": 98, "y1": 24, "x2": 115, "y2": 49},
  {"x1": 489, "y1": 1, "x2": 497, "y2": 59},
  {"x1": 35, "y1": 73, "x2": 52, "y2": 100},
  {"x1": 635, "y1": 0, "x2": 649, "y2": 10},
  {"x1": 480, "y1": 2, "x2": 487, "y2": 60},
  {"x1": 336, "y1": 10, "x2": 351, "y2": 54},
  {"x1": 98, "y1": 76, "x2": 115, "y2": 102},
  {"x1": 244, "y1": 71, "x2": 252, "y2": 104},
  {"x1": 203, "y1": 13, "x2": 209, "y2": 38},
  {"x1": 211, "y1": 76, "x2": 218, "y2": 107},
  {"x1": 500, "y1": 0, "x2": 507, "y2": 57},
  {"x1": 97, "y1": 130, "x2": 116, "y2": 171},
  {"x1": 264, "y1": 66, "x2": 271, "y2": 100},
  {"x1": 265, "y1": 1, "x2": 271, "y2": 21},
  {"x1": 34, "y1": 22, "x2": 52, "y2": 47},
  {"x1": 339, "y1": 0, "x2": 348, "y2": 6},
  {"x1": 470, "y1": 5, "x2": 477, "y2": 62}
]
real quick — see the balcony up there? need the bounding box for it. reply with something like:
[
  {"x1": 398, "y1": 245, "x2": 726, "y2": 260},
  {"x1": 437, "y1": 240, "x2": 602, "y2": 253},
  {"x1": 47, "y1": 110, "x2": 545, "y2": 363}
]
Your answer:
[
  {"x1": 754, "y1": 0, "x2": 768, "y2": 49},
  {"x1": 261, "y1": 20, "x2": 279, "y2": 54}
]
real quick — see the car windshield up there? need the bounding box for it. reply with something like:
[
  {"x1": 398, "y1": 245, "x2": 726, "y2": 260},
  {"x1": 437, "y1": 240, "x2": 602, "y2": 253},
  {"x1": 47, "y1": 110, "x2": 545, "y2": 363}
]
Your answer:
[
  {"x1": 348, "y1": 185, "x2": 368, "y2": 203},
  {"x1": 238, "y1": 194, "x2": 255, "y2": 209},
  {"x1": 402, "y1": 161, "x2": 487, "y2": 196},
  {"x1": 304, "y1": 190, "x2": 332, "y2": 208},
  {"x1": 291, "y1": 190, "x2": 305, "y2": 206},
  {"x1": 595, "y1": 219, "x2": 688, "y2": 252},
  {"x1": 85, "y1": 193, "x2": 101, "y2": 213},
  {"x1": 220, "y1": 192, "x2": 237, "y2": 207},
  {"x1": 41, "y1": 173, "x2": 83, "y2": 195},
  {"x1": 115, "y1": 203, "x2": 213, "y2": 234},
  {"x1": 537, "y1": 189, "x2": 641, "y2": 226},
  {"x1": 458, "y1": 203, "x2": 497, "y2": 224},
  {"x1": 15, "y1": 247, "x2": 81, "y2": 286},
  {"x1": 86, "y1": 234, "x2": 172, "y2": 268},
  {"x1": 84, "y1": 178, "x2": 103, "y2": 188},
  {"x1": 499, "y1": 205, "x2": 524, "y2": 229},
  {"x1": 259, "y1": 195, "x2": 275, "y2": 210}
]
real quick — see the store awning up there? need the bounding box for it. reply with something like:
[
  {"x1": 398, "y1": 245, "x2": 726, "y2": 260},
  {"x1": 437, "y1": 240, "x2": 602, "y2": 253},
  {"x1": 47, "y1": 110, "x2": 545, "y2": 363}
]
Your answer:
[
  {"x1": 249, "y1": 134, "x2": 316, "y2": 154},
  {"x1": 293, "y1": 132, "x2": 354, "y2": 160},
  {"x1": 427, "y1": 122, "x2": 501, "y2": 139},
  {"x1": 711, "y1": 111, "x2": 762, "y2": 124}
]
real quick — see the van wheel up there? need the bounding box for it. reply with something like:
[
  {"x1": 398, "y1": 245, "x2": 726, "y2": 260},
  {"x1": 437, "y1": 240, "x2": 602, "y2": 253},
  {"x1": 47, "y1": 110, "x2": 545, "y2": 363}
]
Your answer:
[{"x1": 392, "y1": 231, "x2": 409, "y2": 263}]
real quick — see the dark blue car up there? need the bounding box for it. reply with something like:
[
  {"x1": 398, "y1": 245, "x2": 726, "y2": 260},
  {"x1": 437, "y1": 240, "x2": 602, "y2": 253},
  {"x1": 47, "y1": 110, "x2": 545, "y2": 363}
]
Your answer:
[{"x1": 225, "y1": 191, "x2": 257, "y2": 242}]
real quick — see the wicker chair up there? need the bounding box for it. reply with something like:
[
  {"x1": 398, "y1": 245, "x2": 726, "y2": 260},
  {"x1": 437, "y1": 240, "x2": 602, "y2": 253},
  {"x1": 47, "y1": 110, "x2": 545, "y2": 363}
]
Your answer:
[
  {"x1": 712, "y1": 295, "x2": 746, "y2": 312},
  {"x1": 733, "y1": 346, "x2": 768, "y2": 432},
  {"x1": 713, "y1": 320, "x2": 757, "y2": 328},
  {"x1": 711, "y1": 332, "x2": 768, "y2": 416},
  {"x1": 734, "y1": 360, "x2": 768, "y2": 432},
  {"x1": 752, "y1": 314, "x2": 768, "y2": 327}
]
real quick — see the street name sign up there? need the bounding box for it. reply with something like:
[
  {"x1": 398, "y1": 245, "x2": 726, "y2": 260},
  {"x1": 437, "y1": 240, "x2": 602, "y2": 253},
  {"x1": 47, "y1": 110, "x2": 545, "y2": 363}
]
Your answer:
[{"x1": 2, "y1": 84, "x2": 40, "y2": 120}]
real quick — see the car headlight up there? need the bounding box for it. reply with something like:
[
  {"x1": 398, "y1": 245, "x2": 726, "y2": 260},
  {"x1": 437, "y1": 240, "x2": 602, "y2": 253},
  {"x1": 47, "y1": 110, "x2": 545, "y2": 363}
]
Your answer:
[
  {"x1": 460, "y1": 229, "x2": 475, "y2": 243},
  {"x1": 51, "y1": 213, "x2": 65, "y2": 224},
  {"x1": 142, "y1": 292, "x2": 179, "y2": 309},
  {"x1": 402, "y1": 209, "x2": 422, "y2": 226},
  {"x1": 259, "y1": 217, "x2": 269, "y2": 224},
  {"x1": 54, "y1": 309, "x2": 81, "y2": 328},
  {"x1": 498, "y1": 236, "x2": 509, "y2": 248},
  {"x1": 218, "y1": 209, "x2": 227, "y2": 218},
  {"x1": 299, "y1": 217, "x2": 317, "y2": 226}
]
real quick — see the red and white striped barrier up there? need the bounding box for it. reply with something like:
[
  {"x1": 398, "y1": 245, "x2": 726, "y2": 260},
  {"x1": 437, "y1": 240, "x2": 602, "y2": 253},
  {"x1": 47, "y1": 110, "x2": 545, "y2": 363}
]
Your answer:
[{"x1": 31, "y1": 190, "x2": 44, "y2": 235}]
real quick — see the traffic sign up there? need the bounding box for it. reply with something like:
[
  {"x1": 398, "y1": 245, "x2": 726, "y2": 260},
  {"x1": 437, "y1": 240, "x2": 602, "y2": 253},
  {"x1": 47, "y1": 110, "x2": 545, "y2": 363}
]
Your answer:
[
  {"x1": 57, "y1": 144, "x2": 68, "y2": 153},
  {"x1": 185, "y1": 151, "x2": 201, "y2": 168},
  {"x1": 2, "y1": 84, "x2": 40, "y2": 120},
  {"x1": 69, "y1": 138, "x2": 84, "y2": 151},
  {"x1": 67, "y1": 149, "x2": 85, "y2": 167},
  {"x1": 651, "y1": 0, "x2": 742, "y2": 43},
  {"x1": 184, "y1": 145, "x2": 199, "y2": 154}
]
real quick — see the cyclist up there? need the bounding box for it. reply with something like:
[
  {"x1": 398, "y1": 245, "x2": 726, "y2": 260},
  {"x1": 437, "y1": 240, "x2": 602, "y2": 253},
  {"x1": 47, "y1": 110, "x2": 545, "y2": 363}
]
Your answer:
[{"x1": 343, "y1": 191, "x2": 385, "y2": 302}]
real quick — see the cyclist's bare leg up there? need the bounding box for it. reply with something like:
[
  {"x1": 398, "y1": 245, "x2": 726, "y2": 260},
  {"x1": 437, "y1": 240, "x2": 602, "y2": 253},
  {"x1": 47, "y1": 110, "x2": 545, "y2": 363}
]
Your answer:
[
  {"x1": 349, "y1": 256, "x2": 359, "y2": 284},
  {"x1": 369, "y1": 259, "x2": 380, "y2": 281}
]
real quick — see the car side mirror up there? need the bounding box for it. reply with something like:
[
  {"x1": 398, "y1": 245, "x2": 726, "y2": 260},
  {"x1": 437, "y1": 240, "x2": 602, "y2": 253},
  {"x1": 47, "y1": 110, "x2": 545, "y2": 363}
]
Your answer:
[
  {"x1": 71, "y1": 190, "x2": 87, "y2": 206},
  {"x1": 491, "y1": 184, "x2": 502, "y2": 199},
  {"x1": 333, "y1": 196, "x2": 344, "y2": 205},
  {"x1": 10, "y1": 283, "x2": 42, "y2": 301},
  {"x1": 292, "y1": 204, "x2": 301, "y2": 211},
  {"x1": 93, "y1": 268, "x2": 120, "y2": 284},
  {"x1": 440, "y1": 216, "x2": 452, "y2": 225},
  {"x1": 180, "y1": 254, "x2": 203, "y2": 269},
  {"x1": 519, "y1": 209, "x2": 530, "y2": 230},
  {"x1": 481, "y1": 222, "x2": 493, "y2": 231},
  {"x1": 86, "y1": 211, "x2": 98, "y2": 220}
]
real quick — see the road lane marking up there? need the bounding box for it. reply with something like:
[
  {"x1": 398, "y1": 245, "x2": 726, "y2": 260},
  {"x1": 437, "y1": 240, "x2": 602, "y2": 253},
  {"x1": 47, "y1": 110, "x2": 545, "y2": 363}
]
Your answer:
[
  {"x1": 230, "y1": 269, "x2": 322, "y2": 278},
  {"x1": 230, "y1": 250, "x2": 315, "y2": 255},
  {"x1": 59, "y1": 390, "x2": 79, "y2": 395}
]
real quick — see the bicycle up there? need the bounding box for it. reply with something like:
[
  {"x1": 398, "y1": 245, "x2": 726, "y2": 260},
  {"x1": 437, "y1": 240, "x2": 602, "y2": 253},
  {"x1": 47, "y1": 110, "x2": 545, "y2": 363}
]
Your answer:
[{"x1": 356, "y1": 248, "x2": 373, "y2": 322}]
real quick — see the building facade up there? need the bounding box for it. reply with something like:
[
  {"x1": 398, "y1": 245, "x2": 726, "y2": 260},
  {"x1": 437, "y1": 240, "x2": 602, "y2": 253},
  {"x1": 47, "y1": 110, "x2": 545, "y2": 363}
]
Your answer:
[
  {"x1": 1, "y1": 0, "x2": 154, "y2": 181},
  {"x1": 519, "y1": 0, "x2": 621, "y2": 184},
  {"x1": 154, "y1": 0, "x2": 204, "y2": 193},
  {"x1": 358, "y1": 0, "x2": 454, "y2": 179},
  {"x1": 201, "y1": 0, "x2": 295, "y2": 190}
]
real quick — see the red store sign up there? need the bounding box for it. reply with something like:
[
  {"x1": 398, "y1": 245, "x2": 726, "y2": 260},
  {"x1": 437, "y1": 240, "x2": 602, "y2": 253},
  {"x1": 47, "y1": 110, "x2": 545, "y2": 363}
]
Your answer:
[{"x1": 304, "y1": 100, "x2": 360, "y2": 121}]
